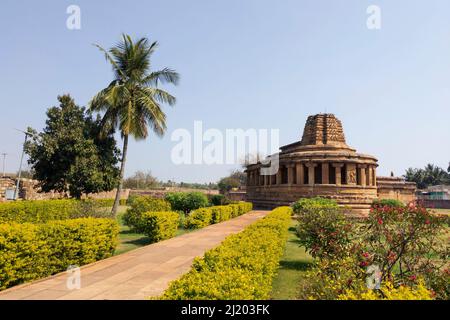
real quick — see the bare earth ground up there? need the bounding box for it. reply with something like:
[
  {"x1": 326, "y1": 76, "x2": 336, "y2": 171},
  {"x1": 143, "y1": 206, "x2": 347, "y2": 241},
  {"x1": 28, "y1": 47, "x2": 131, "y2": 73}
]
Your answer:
[{"x1": 0, "y1": 210, "x2": 269, "y2": 300}]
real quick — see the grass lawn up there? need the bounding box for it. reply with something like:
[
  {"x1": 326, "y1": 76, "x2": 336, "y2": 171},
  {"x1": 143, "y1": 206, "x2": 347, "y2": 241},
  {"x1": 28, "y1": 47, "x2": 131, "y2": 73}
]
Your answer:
[
  {"x1": 114, "y1": 205, "x2": 194, "y2": 255},
  {"x1": 271, "y1": 219, "x2": 313, "y2": 300},
  {"x1": 428, "y1": 208, "x2": 450, "y2": 215}
]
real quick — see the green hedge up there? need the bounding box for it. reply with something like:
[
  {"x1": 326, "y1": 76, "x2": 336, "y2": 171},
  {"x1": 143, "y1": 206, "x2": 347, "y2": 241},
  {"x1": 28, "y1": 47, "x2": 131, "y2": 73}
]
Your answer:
[
  {"x1": 0, "y1": 218, "x2": 119, "y2": 290},
  {"x1": 372, "y1": 198, "x2": 405, "y2": 208},
  {"x1": 122, "y1": 196, "x2": 172, "y2": 232},
  {"x1": 138, "y1": 211, "x2": 180, "y2": 243},
  {"x1": 208, "y1": 194, "x2": 230, "y2": 206},
  {"x1": 292, "y1": 197, "x2": 338, "y2": 214},
  {"x1": 0, "y1": 198, "x2": 127, "y2": 224},
  {"x1": 160, "y1": 206, "x2": 292, "y2": 299},
  {"x1": 85, "y1": 198, "x2": 128, "y2": 207},
  {"x1": 185, "y1": 202, "x2": 253, "y2": 229}
]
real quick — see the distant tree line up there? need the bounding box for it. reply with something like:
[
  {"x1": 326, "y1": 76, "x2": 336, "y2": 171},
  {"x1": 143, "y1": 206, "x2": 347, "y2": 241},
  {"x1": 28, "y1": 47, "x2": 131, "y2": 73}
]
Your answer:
[
  {"x1": 122, "y1": 170, "x2": 218, "y2": 190},
  {"x1": 404, "y1": 163, "x2": 450, "y2": 189}
]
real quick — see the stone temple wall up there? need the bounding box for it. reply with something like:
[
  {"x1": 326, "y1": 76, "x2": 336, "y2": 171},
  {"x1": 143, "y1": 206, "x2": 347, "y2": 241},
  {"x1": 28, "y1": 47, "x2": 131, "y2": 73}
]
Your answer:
[
  {"x1": 376, "y1": 176, "x2": 416, "y2": 204},
  {"x1": 0, "y1": 177, "x2": 130, "y2": 201}
]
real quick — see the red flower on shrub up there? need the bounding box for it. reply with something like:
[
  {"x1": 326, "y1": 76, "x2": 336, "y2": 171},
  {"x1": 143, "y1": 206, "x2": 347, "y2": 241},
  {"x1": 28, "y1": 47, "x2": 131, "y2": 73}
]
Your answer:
[
  {"x1": 377, "y1": 217, "x2": 383, "y2": 225},
  {"x1": 387, "y1": 251, "x2": 397, "y2": 262},
  {"x1": 409, "y1": 275, "x2": 417, "y2": 281}
]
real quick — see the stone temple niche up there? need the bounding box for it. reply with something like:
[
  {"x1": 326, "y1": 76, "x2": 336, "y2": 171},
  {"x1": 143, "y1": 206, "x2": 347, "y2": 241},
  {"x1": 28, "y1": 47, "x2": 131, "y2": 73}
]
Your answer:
[{"x1": 245, "y1": 113, "x2": 380, "y2": 216}]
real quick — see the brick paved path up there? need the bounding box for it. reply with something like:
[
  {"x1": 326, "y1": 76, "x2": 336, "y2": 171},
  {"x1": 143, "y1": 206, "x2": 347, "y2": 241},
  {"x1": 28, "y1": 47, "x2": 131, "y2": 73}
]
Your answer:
[{"x1": 0, "y1": 210, "x2": 269, "y2": 300}]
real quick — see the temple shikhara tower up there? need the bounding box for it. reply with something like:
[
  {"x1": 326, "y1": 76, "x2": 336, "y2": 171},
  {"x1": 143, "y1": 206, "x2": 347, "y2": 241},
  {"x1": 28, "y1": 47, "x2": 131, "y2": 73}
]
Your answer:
[{"x1": 245, "y1": 113, "x2": 415, "y2": 215}]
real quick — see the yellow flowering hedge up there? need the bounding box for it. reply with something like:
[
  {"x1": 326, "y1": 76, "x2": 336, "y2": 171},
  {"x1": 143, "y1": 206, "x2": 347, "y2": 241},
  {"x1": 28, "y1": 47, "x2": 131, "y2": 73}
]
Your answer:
[
  {"x1": 138, "y1": 211, "x2": 180, "y2": 243},
  {"x1": 339, "y1": 279, "x2": 434, "y2": 300},
  {"x1": 0, "y1": 218, "x2": 118, "y2": 290},
  {"x1": 0, "y1": 198, "x2": 126, "y2": 224},
  {"x1": 185, "y1": 202, "x2": 253, "y2": 229},
  {"x1": 0, "y1": 200, "x2": 79, "y2": 223},
  {"x1": 122, "y1": 196, "x2": 172, "y2": 232},
  {"x1": 160, "y1": 206, "x2": 292, "y2": 299}
]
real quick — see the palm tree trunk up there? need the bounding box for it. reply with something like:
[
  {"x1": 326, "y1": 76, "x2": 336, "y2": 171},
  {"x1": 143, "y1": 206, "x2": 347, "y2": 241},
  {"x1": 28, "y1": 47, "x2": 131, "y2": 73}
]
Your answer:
[{"x1": 112, "y1": 133, "x2": 129, "y2": 216}]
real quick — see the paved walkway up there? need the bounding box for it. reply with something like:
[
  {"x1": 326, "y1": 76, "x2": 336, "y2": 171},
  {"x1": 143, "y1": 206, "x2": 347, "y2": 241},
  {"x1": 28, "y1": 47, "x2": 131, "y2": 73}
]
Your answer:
[{"x1": 0, "y1": 210, "x2": 269, "y2": 300}]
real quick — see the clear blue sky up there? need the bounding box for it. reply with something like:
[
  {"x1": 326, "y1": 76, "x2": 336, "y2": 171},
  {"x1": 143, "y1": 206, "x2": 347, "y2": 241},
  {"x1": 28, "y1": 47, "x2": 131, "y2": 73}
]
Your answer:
[{"x1": 1, "y1": 0, "x2": 449, "y2": 183}]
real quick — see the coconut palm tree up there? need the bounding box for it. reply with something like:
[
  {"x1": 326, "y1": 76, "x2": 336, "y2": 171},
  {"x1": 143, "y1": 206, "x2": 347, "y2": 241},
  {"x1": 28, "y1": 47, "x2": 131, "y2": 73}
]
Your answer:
[{"x1": 90, "y1": 34, "x2": 179, "y2": 215}]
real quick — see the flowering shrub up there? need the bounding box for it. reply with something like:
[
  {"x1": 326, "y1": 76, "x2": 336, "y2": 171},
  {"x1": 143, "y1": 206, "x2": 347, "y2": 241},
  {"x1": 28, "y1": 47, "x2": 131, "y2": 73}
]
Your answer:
[
  {"x1": 361, "y1": 203, "x2": 449, "y2": 298},
  {"x1": 295, "y1": 198, "x2": 354, "y2": 260},
  {"x1": 160, "y1": 206, "x2": 291, "y2": 299},
  {"x1": 296, "y1": 201, "x2": 449, "y2": 300}
]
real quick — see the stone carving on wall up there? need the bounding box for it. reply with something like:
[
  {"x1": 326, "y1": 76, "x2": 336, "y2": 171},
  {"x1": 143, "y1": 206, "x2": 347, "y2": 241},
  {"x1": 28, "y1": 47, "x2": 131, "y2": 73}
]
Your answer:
[{"x1": 348, "y1": 171, "x2": 356, "y2": 184}]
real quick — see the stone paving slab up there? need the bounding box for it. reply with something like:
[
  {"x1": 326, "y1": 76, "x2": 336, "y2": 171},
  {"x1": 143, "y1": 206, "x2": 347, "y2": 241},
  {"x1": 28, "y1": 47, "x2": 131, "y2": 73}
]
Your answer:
[{"x1": 0, "y1": 210, "x2": 269, "y2": 300}]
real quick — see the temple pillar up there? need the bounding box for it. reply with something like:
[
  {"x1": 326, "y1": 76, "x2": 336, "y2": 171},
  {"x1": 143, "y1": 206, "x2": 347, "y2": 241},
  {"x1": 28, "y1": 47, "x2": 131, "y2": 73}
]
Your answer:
[
  {"x1": 264, "y1": 174, "x2": 268, "y2": 186},
  {"x1": 359, "y1": 165, "x2": 367, "y2": 186},
  {"x1": 296, "y1": 163, "x2": 304, "y2": 185},
  {"x1": 372, "y1": 167, "x2": 377, "y2": 186},
  {"x1": 276, "y1": 167, "x2": 282, "y2": 185},
  {"x1": 305, "y1": 163, "x2": 317, "y2": 186},
  {"x1": 322, "y1": 163, "x2": 329, "y2": 184},
  {"x1": 287, "y1": 164, "x2": 295, "y2": 185},
  {"x1": 332, "y1": 163, "x2": 344, "y2": 186},
  {"x1": 346, "y1": 163, "x2": 357, "y2": 185},
  {"x1": 367, "y1": 166, "x2": 372, "y2": 186}
]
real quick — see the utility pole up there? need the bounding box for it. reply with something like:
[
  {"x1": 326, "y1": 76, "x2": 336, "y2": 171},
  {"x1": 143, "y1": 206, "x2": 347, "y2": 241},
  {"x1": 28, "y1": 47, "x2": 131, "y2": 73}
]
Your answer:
[
  {"x1": 1, "y1": 153, "x2": 6, "y2": 177},
  {"x1": 14, "y1": 129, "x2": 34, "y2": 200}
]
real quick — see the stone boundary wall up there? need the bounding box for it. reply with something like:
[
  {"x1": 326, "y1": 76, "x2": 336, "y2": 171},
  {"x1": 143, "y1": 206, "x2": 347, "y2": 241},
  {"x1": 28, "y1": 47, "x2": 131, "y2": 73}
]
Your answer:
[
  {"x1": 0, "y1": 177, "x2": 130, "y2": 201},
  {"x1": 377, "y1": 176, "x2": 416, "y2": 204}
]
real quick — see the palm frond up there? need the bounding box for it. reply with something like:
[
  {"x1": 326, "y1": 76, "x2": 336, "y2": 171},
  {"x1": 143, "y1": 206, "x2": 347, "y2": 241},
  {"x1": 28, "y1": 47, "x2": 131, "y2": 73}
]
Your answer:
[
  {"x1": 93, "y1": 44, "x2": 127, "y2": 81},
  {"x1": 143, "y1": 68, "x2": 180, "y2": 86}
]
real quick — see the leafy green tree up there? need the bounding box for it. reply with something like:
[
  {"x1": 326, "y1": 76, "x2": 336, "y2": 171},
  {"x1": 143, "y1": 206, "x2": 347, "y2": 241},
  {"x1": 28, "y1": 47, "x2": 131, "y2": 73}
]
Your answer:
[
  {"x1": 217, "y1": 170, "x2": 246, "y2": 193},
  {"x1": 123, "y1": 170, "x2": 160, "y2": 189},
  {"x1": 404, "y1": 167, "x2": 426, "y2": 189},
  {"x1": 218, "y1": 176, "x2": 240, "y2": 193},
  {"x1": 90, "y1": 34, "x2": 179, "y2": 216},
  {"x1": 25, "y1": 95, "x2": 120, "y2": 199},
  {"x1": 404, "y1": 164, "x2": 450, "y2": 189},
  {"x1": 422, "y1": 164, "x2": 449, "y2": 186}
]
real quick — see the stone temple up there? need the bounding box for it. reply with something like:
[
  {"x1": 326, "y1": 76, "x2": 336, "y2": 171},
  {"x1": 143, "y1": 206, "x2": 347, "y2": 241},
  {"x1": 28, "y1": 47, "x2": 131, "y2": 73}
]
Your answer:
[{"x1": 245, "y1": 113, "x2": 416, "y2": 215}]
